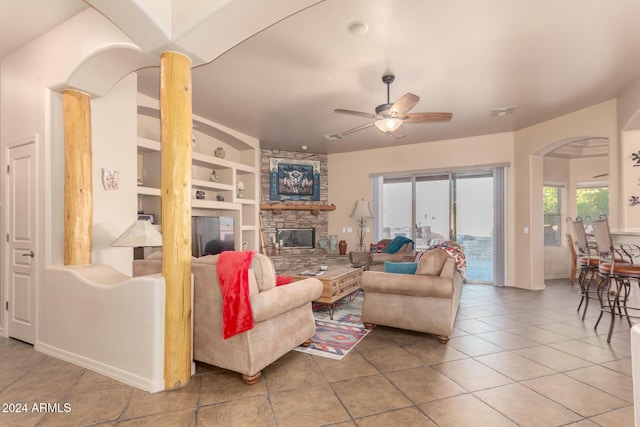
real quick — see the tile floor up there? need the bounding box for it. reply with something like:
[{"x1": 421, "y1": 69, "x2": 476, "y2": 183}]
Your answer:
[{"x1": 0, "y1": 279, "x2": 637, "y2": 426}]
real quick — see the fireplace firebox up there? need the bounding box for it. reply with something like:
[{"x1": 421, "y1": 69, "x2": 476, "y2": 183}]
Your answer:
[{"x1": 276, "y1": 228, "x2": 315, "y2": 248}]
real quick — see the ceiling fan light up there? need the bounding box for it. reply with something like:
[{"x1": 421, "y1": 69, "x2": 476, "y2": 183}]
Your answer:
[{"x1": 374, "y1": 117, "x2": 403, "y2": 133}]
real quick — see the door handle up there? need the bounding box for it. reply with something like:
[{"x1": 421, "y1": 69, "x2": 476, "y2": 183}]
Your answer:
[{"x1": 22, "y1": 250, "x2": 34, "y2": 258}]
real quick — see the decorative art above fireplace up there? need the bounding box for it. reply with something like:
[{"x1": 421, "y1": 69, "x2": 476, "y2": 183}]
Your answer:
[{"x1": 269, "y1": 158, "x2": 320, "y2": 201}]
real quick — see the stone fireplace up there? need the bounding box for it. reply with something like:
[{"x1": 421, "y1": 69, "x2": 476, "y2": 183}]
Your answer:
[{"x1": 261, "y1": 149, "x2": 345, "y2": 272}]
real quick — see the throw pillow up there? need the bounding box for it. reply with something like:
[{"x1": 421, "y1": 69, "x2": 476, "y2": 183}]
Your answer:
[
  {"x1": 415, "y1": 248, "x2": 450, "y2": 276},
  {"x1": 370, "y1": 242, "x2": 386, "y2": 253},
  {"x1": 384, "y1": 261, "x2": 418, "y2": 274},
  {"x1": 275, "y1": 275, "x2": 293, "y2": 286}
]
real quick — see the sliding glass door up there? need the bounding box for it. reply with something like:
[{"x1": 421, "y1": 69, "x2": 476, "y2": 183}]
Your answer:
[
  {"x1": 453, "y1": 171, "x2": 495, "y2": 282},
  {"x1": 381, "y1": 178, "x2": 412, "y2": 239},
  {"x1": 415, "y1": 175, "x2": 450, "y2": 250},
  {"x1": 375, "y1": 167, "x2": 505, "y2": 284}
]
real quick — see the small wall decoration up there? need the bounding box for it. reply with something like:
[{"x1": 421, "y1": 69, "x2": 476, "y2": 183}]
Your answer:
[
  {"x1": 630, "y1": 196, "x2": 639, "y2": 206},
  {"x1": 102, "y1": 168, "x2": 119, "y2": 191},
  {"x1": 269, "y1": 158, "x2": 320, "y2": 201},
  {"x1": 632, "y1": 151, "x2": 640, "y2": 167}
]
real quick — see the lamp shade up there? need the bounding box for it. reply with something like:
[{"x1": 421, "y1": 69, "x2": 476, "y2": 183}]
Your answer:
[
  {"x1": 351, "y1": 199, "x2": 373, "y2": 219},
  {"x1": 112, "y1": 220, "x2": 163, "y2": 247},
  {"x1": 237, "y1": 181, "x2": 245, "y2": 190},
  {"x1": 374, "y1": 117, "x2": 403, "y2": 133}
]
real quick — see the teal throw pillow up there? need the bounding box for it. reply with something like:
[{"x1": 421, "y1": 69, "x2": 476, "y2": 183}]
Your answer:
[{"x1": 384, "y1": 261, "x2": 418, "y2": 275}]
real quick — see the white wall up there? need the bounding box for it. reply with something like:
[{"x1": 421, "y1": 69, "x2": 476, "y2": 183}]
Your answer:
[
  {"x1": 0, "y1": 9, "x2": 143, "y2": 337},
  {"x1": 91, "y1": 74, "x2": 139, "y2": 275},
  {"x1": 621, "y1": 130, "x2": 640, "y2": 230}
]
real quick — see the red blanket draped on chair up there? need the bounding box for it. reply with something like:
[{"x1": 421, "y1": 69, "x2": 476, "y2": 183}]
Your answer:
[{"x1": 217, "y1": 251, "x2": 256, "y2": 339}]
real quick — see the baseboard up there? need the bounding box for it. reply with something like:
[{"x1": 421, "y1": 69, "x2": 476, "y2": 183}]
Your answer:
[{"x1": 35, "y1": 341, "x2": 164, "y2": 393}]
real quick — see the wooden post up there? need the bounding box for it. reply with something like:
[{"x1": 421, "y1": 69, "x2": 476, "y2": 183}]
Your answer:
[
  {"x1": 160, "y1": 51, "x2": 192, "y2": 389},
  {"x1": 63, "y1": 90, "x2": 93, "y2": 265}
]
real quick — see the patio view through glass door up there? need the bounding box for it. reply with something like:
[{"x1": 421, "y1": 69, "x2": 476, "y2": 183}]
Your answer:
[
  {"x1": 452, "y1": 171, "x2": 495, "y2": 282},
  {"x1": 376, "y1": 168, "x2": 502, "y2": 284}
]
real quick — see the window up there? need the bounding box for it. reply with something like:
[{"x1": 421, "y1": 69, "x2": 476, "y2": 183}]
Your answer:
[
  {"x1": 576, "y1": 185, "x2": 608, "y2": 222},
  {"x1": 543, "y1": 185, "x2": 562, "y2": 246}
]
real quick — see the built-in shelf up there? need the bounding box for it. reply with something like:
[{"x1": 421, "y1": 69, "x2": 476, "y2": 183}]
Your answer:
[
  {"x1": 137, "y1": 137, "x2": 160, "y2": 152},
  {"x1": 137, "y1": 186, "x2": 161, "y2": 196},
  {"x1": 136, "y1": 93, "x2": 259, "y2": 250},
  {"x1": 192, "y1": 179, "x2": 233, "y2": 191},
  {"x1": 238, "y1": 198, "x2": 256, "y2": 205},
  {"x1": 192, "y1": 199, "x2": 241, "y2": 211},
  {"x1": 260, "y1": 203, "x2": 336, "y2": 216}
]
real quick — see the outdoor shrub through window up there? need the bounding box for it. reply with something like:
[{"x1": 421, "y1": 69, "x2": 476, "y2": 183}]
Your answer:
[
  {"x1": 543, "y1": 185, "x2": 562, "y2": 246},
  {"x1": 576, "y1": 186, "x2": 608, "y2": 223}
]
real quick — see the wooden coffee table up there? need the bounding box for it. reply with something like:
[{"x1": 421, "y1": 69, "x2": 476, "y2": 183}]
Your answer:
[{"x1": 284, "y1": 265, "x2": 364, "y2": 319}]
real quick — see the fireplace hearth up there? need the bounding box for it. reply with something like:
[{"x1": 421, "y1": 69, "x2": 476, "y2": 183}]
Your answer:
[{"x1": 276, "y1": 228, "x2": 315, "y2": 248}]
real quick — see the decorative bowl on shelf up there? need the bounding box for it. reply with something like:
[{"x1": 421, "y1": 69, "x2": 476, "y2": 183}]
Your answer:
[{"x1": 214, "y1": 147, "x2": 226, "y2": 159}]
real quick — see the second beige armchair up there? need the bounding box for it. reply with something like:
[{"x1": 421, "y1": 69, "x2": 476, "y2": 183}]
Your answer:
[{"x1": 361, "y1": 248, "x2": 462, "y2": 343}]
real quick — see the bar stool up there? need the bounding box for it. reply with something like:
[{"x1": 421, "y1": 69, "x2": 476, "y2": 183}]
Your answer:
[
  {"x1": 567, "y1": 217, "x2": 600, "y2": 320},
  {"x1": 590, "y1": 216, "x2": 640, "y2": 342}
]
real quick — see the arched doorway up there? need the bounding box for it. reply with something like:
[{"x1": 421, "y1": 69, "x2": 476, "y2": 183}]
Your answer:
[{"x1": 534, "y1": 137, "x2": 609, "y2": 283}]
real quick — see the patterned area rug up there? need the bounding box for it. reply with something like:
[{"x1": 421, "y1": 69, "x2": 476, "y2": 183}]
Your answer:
[{"x1": 294, "y1": 292, "x2": 371, "y2": 360}]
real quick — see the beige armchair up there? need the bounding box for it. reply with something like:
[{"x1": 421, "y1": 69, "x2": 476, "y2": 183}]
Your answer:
[
  {"x1": 133, "y1": 252, "x2": 323, "y2": 384},
  {"x1": 361, "y1": 248, "x2": 462, "y2": 343}
]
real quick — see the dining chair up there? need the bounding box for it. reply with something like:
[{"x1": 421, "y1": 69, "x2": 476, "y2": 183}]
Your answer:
[
  {"x1": 590, "y1": 215, "x2": 640, "y2": 342},
  {"x1": 566, "y1": 232, "x2": 577, "y2": 285},
  {"x1": 567, "y1": 217, "x2": 600, "y2": 320}
]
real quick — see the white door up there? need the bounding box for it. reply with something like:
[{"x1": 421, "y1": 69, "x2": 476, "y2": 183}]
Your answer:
[{"x1": 6, "y1": 137, "x2": 37, "y2": 343}]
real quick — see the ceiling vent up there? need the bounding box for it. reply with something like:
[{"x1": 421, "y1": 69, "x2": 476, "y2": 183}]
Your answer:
[
  {"x1": 491, "y1": 106, "x2": 516, "y2": 117},
  {"x1": 323, "y1": 133, "x2": 344, "y2": 141}
]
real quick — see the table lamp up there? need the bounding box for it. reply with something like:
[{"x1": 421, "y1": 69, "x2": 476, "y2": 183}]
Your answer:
[
  {"x1": 112, "y1": 219, "x2": 163, "y2": 259},
  {"x1": 351, "y1": 199, "x2": 373, "y2": 251}
]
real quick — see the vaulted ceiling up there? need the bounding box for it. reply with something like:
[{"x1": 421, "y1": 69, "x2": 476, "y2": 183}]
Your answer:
[{"x1": 4, "y1": 0, "x2": 640, "y2": 156}]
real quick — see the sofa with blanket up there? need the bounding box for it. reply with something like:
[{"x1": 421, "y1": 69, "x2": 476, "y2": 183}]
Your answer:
[
  {"x1": 360, "y1": 248, "x2": 463, "y2": 343},
  {"x1": 133, "y1": 252, "x2": 323, "y2": 384},
  {"x1": 365, "y1": 236, "x2": 416, "y2": 271}
]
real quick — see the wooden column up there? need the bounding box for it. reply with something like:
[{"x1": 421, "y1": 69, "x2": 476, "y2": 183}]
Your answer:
[
  {"x1": 160, "y1": 51, "x2": 193, "y2": 389},
  {"x1": 63, "y1": 90, "x2": 93, "y2": 265}
]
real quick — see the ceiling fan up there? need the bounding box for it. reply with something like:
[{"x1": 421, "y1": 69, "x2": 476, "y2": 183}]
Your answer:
[{"x1": 334, "y1": 74, "x2": 452, "y2": 139}]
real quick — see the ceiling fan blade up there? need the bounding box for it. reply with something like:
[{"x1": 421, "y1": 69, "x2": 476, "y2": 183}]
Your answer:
[
  {"x1": 389, "y1": 93, "x2": 420, "y2": 116},
  {"x1": 402, "y1": 112, "x2": 453, "y2": 123},
  {"x1": 334, "y1": 109, "x2": 377, "y2": 119},
  {"x1": 341, "y1": 122, "x2": 374, "y2": 136},
  {"x1": 391, "y1": 124, "x2": 407, "y2": 139}
]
